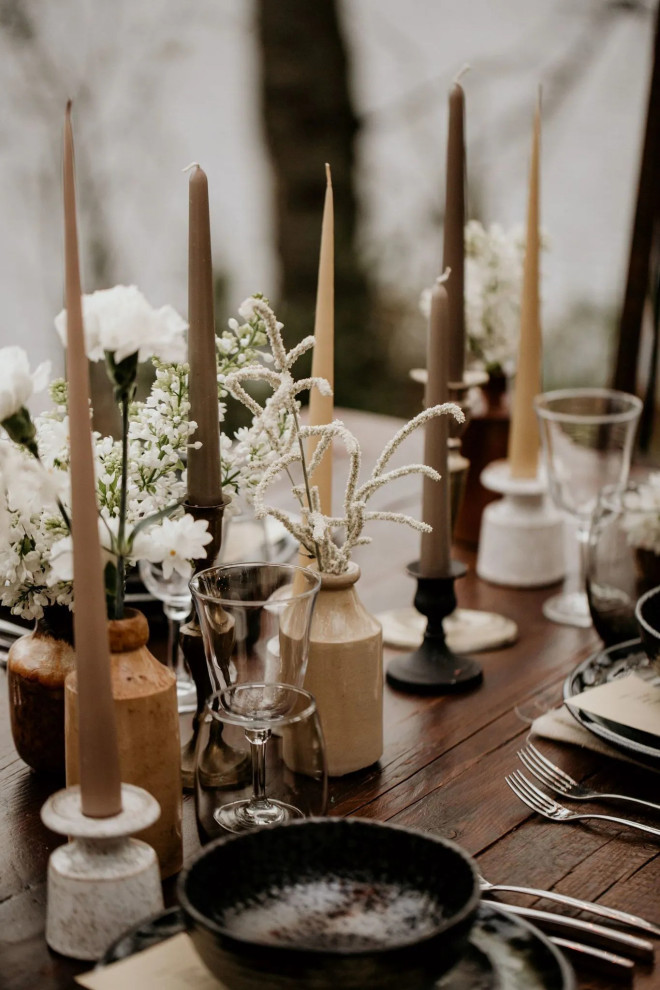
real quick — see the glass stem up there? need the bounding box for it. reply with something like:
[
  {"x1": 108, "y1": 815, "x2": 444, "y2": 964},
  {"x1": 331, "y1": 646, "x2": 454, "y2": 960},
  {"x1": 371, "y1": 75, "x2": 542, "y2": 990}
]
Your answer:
[
  {"x1": 576, "y1": 523, "x2": 589, "y2": 595},
  {"x1": 245, "y1": 727, "x2": 271, "y2": 808}
]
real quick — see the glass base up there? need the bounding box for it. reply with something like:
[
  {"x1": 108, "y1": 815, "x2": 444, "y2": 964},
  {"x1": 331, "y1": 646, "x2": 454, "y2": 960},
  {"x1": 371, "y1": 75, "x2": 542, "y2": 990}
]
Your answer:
[
  {"x1": 543, "y1": 590, "x2": 592, "y2": 628},
  {"x1": 214, "y1": 798, "x2": 303, "y2": 834}
]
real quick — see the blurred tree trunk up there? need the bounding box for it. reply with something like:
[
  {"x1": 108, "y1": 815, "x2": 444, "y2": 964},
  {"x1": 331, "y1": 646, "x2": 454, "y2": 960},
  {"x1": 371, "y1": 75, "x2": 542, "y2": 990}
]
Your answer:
[{"x1": 256, "y1": 0, "x2": 388, "y2": 412}]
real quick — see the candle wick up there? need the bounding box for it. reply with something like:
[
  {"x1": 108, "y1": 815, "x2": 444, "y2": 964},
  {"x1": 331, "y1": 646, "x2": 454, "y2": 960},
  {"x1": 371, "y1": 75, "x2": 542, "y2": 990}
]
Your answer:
[
  {"x1": 453, "y1": 63, "x2": 471, "y2": 84},
  {"x1": 436, "y1": 268, "x2": 451, "y2": 286},
  {"x1": 182, "y1": 161, "x2": 201, "y2": 173},
  {"x1": 536, "y1": 84, "x2": 543, "y2": 114},
  {"x1": 325, "y1": 162, "x2": 332, "y2": 187},
  {"x1": 66, "y1": 98, "x2": 73, "y2": 115}
]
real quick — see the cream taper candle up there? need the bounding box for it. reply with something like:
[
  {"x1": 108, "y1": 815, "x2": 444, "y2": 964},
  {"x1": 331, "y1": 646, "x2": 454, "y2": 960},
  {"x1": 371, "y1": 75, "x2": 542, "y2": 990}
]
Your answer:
[
  {"x1": 308, "y1": 163, "x2": 334, "y2": 515},
  {"x1": 63, "y1": 102, "x2": 122, "y2": 818}
]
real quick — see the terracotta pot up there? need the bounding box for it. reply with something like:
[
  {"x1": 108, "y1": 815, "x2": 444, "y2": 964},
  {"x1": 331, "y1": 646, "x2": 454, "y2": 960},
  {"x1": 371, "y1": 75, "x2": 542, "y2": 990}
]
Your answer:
[
  {"x1": 7, "y1": 606, "x2": 75, "y2": 775},
  {"x1": 303, "y1": 563, "x2": 383, "y2": 777},
  {"x1": 65, "y1": 608, "x2": 183, "y2": 879}
]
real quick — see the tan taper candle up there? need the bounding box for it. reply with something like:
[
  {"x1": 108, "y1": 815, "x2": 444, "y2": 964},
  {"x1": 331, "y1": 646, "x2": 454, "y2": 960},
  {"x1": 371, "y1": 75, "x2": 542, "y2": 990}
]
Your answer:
[
  {"x1": 508, "y1": 97, "x2": 542, "y2": 478},
  {"x1": 308, "y1": 163, "x2": 334, "y2": 515},
  {"x1": 443, "y1": 82, "x2": 466, "y2": 385},
  {"x1": 419, "y1": 280, "x2": 451, "y2": 577},
  {"x1": 62, "y1": 102, "x2": 122, "y2": 818},
  {"x1": 187, "y1": 165, "x2": 222, "y2": 507}
]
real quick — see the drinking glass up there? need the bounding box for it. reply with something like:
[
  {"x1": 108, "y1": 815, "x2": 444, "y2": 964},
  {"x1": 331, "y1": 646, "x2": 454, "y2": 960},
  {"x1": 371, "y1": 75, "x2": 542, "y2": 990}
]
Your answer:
[
  {"x1": 138, "y1": 559, "x2": 196, "y2": 712},
  {"x1": 535, "y1": 388, "x2": 642, "y2": 627},
  {"x1": 586, "y1": 481, "x2": 660, "y2": 646},
  {"x1": 189, "y1": 563, "x2": 321, "y2": 691},
  {"x1": 195, "y1": 683, "x2": 327, "y2": 839}
]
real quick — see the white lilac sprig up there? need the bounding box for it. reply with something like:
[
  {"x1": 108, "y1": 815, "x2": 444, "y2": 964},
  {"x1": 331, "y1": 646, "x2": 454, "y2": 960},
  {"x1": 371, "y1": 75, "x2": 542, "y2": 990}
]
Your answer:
[{"x1": 225, "y1": 296, "x2": 464, "y2": 574}]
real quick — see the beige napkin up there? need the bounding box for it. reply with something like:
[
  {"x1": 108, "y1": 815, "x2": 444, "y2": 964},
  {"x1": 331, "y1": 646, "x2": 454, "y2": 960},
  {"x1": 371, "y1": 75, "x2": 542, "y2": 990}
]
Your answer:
[{"x1": 531, "y1": 705, "x2": 660, "y2": 771}]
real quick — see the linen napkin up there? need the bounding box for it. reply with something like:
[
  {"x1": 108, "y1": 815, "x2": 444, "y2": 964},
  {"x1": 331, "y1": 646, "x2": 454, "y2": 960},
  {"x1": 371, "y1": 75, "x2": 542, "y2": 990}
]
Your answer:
[{"x1": 531, "y1": 704, "x2": 660, "y2": 771}]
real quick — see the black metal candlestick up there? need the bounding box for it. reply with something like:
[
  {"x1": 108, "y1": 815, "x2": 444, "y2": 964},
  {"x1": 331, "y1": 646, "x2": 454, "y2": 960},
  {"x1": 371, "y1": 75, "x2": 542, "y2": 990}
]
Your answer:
[{"x1": 386, "y1": 560, "x2": 483, "y2": 693}]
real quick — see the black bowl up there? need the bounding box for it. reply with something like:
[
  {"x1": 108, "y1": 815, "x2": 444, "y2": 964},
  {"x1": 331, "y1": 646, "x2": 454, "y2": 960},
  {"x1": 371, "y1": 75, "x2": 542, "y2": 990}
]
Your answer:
[
  {"x1": 635, "y1": 584, "x2": 660, "y2": 672},
  {"x1": 178, "y1": 817, "x2": 481, "y2": 990}
]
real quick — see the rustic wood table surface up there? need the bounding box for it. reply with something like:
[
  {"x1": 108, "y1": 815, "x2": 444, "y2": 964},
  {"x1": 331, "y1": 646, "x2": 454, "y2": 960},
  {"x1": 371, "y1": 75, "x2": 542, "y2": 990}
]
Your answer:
[{"x1": 1, "y1": 409, "x2": 659, "y2": 989}]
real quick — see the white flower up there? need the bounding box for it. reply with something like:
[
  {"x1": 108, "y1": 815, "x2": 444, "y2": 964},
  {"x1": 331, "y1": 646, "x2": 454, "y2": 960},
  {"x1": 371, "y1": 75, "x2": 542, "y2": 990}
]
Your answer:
[
  {"x1": 54, "y1": 285, "x2": 187, "y2": 364},
  {"x1": 0, "y1": 346, "x2": 51, "y2": 422},
  {"x1": 138, "y1": 514, "x2": 212, "y2": 579}
]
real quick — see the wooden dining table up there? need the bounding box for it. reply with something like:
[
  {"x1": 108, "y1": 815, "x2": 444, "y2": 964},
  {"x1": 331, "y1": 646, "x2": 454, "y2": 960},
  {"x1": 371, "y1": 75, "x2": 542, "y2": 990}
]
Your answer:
[{"x1": 1, "y1": 408, "x2": 659, "y2": 990}]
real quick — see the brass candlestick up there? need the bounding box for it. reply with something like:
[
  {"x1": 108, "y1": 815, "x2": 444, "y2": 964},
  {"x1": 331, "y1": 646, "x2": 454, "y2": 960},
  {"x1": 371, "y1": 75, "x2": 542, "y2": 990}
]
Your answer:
[{"x1": 179, "y1": 497, "x2": 248, "y2": 790}]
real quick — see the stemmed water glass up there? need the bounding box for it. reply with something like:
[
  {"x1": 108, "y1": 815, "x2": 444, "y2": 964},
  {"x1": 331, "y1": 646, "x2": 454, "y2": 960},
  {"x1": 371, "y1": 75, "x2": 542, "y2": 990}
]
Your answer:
[
  {"x1": 138, "y1": 559, "x2": 197, "y2": 712},
  {"x1": 195, "y1": 683, "x2": 327, "y2": 839},
  {"x1": 535, "y1": 388, "x2": 642, "y2": 627},
  {"x1": 189, "y1": 562, "x2": 322, "y2": 825}
]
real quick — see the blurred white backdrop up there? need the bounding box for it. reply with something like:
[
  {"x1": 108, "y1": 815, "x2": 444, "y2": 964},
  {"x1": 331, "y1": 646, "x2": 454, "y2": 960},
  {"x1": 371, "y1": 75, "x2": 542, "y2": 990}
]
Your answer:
[{"x1": 0, "y1": 0, "x2": 654, "y2": 395}]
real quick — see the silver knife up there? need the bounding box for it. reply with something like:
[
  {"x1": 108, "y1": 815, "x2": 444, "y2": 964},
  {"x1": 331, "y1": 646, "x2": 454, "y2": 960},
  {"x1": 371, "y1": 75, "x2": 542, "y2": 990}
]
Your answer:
[
  {"x1": 550, "y1": 937, "x2": 635, "y2": 984},
  {"x1": 482, "y1": 900, "x2": 654, "y2": 963}
]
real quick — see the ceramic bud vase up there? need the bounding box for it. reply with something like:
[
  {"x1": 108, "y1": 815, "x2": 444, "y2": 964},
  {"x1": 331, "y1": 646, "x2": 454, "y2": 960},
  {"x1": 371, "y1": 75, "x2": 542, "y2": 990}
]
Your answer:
[
  {"x1": 304, "y1": 563, "x2": 383, "y2": 776},
  {"x1": 65, "y1": 608, "x2": 183, "y2": 879},
  {"x1": 7, "y1": 605, "x2": 75, "y2": 775}
]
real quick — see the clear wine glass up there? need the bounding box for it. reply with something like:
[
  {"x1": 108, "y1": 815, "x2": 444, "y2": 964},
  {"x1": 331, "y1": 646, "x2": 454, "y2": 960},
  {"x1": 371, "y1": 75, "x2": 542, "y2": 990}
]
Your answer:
[
  {"x1": 138, "y1": 559, "x2": 197, "y2": 713},
  {"x1": 535, "y1": 388, "x2": 642, "y2": 627},
  {"x1": 189, "y1": 562, "x2": 321, "y2": 691},
  {"x1": 195, "y1": 683, "x2": 327, "y2": 839}
]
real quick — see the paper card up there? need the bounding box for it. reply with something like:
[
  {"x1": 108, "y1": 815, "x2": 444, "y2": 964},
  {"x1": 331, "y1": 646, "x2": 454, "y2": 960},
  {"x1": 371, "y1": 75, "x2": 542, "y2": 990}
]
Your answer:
[
  {"x1": 565, "y1": 673, "x2": 660, "y2": 739},
  {"x1": 75, "y1": 933, "x2": 226, "y2": 989}
]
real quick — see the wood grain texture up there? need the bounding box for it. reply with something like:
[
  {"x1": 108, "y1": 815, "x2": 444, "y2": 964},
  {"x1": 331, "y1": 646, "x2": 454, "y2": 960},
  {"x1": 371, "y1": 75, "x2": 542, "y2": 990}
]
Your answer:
[{"x1": 1, "y1": 409, "x2": 658, "y2": 989}]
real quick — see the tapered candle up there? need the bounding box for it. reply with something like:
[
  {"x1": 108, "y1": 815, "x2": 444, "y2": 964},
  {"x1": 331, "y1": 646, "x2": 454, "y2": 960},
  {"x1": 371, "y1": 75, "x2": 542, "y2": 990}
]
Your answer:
[
  {"x1": 187, "y1": 165, "x2": 222, "y2": 507},
  {"x1": 419, "y1": 279, "x2": 451, "y2": 577},
  {"x1": 443, "y1": 81, "x2": 466, "y2": 385},
  {"x1": 508, "y1": 96, "x2": 542, "y2": 478},
  {"x1": 308, "y1": 164, "x2": 334, "y2": 515},
  {"x1": 63, "y1": 102, "x2": 122, "y2": 818}
]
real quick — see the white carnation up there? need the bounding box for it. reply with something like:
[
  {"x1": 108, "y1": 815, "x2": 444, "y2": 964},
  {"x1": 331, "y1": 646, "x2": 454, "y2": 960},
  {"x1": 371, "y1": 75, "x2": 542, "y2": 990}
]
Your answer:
[
  {"x1": 55, "y1": 284, "x2": 187, "y2": 364},
  {"x1": 0, "y1": 346, "x2": 51, "y2": 422}
]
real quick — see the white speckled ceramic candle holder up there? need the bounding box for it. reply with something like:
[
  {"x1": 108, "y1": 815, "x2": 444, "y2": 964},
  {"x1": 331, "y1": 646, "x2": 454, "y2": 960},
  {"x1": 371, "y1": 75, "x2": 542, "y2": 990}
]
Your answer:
[
  {"x1": 41, "y1": 783, "x2": 163, "y2": 960},
  {"x1": 477, "y1": 459, "x2": 565, "y2": 588}
]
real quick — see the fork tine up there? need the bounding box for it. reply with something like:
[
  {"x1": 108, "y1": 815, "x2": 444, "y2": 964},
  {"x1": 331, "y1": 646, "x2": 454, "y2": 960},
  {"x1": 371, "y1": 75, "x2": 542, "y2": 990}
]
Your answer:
[
  {"x1": 510, "y1": 769, "x2": 557, "y2": 813},
  {"x1": 519, "y1": 747, "x2": 565, "y2": 791},
  {"x1": 506, "y1": 773, "x2": 549, "y2": 819},
  {"x1": 527, "y1": 740, "x2": 575, "y2": 788}
]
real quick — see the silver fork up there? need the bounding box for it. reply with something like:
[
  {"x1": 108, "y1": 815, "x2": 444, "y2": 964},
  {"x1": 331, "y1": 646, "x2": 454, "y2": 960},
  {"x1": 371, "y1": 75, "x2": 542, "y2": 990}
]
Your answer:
[
  {"x1": 506, "y1": 769, "x2": 660, "y2": 839},
  {"x1": 519, "y1": 741, "x2": 660, "y2": 814},
  {"x1": 478, "y1": 874, "x2": 660, "y2": 936}
]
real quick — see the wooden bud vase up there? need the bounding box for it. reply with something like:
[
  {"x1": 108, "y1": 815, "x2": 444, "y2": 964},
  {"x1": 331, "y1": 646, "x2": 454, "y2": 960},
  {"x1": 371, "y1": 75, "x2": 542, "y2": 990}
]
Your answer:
[
  {"x1": 8, "y1": 605, "x2": 75, "y2": 775},
  {"x1": 65, "y1": 608, "x2": 183, "y2": 879},
  {"x1": 304, "y1": 563, "x2": 383, "y2": 776}
]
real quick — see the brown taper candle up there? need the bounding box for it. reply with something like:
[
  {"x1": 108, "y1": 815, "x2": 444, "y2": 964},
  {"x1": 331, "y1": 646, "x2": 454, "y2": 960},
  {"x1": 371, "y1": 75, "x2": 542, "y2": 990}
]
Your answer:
[
  {"x1": 419, "y1": 279, "x2": 451, "y2": 577},
  {"x1": 508, "y1": 96, "x2": 542, "y2": 478},
  {"x1": 63, "y1": 102, "x2": 122, "y2": 818},
  {"x1": 187, "y1": 165, "x2": 222, "y2": 506},
  {"x1": 443, "y1": 82, "x2": 466, "y2": 385},
  {"x1": 308, "y1": 163, "x2": 334, "y2": 515}
]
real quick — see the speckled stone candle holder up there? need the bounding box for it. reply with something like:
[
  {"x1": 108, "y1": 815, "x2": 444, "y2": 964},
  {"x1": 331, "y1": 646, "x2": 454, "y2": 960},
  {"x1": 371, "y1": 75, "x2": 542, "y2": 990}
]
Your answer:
[{"x1": 41, "y1": 784, "x2": 163, "y2": 960}]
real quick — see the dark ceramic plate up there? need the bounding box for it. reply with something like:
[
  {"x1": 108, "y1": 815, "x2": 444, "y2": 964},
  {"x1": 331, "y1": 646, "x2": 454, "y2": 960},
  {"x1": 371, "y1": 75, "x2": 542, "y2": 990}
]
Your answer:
[
  {"x1": 563, "y1": 637, "x2": 660, "y2": 764},
  {"x1": 101, "y1": 902, "x2": 574, "y2": 989}
]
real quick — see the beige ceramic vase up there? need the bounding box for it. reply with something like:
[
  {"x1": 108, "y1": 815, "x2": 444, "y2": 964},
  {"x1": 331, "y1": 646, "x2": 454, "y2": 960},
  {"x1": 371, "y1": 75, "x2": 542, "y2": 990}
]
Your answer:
[
  {"x1": 7, "y1": 606, "x2": 75, "y2": 775},
  {"x1": 65, "y1": 608, "x2": 183, "y2": 879},
  {"x1": 304, "y1": 563, "x2": 383, "y2": 776}
]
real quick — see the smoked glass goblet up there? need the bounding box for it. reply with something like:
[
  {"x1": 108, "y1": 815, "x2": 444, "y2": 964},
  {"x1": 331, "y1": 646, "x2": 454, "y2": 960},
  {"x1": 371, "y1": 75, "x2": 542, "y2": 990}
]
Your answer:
[
  {"x1": 535, "y1": 388, "x2": 642, "y2": 627},
  {"x1": 195, "y1": 683, "x2": 327, "y2": 840}
]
